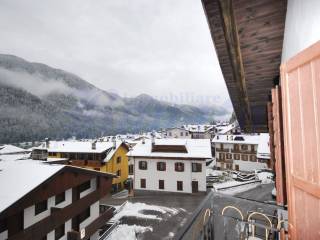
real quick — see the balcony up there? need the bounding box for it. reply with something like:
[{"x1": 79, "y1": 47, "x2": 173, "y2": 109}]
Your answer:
[
  {"x1": 67, "y1": 208, "x2": 114, "y2": 240},
  {"x1": 215, "y1": 148, "x2": 230, "y2": 152},
  {"x1": 231, "y1": 149, "x2": 257, "y2": 154},
  {"x1": 217, "y1": 159, "x2": 233, "y2": 163}
]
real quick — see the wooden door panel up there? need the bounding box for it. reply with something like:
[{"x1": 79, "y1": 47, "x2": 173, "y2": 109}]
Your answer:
[{"x1": 281, "y1": 41, "x2": 320, "y2": 239}]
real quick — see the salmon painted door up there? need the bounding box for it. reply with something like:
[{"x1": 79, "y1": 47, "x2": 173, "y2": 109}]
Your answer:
[{"x1": 281, "y1": 41, "x2": 320, "y2": 239}]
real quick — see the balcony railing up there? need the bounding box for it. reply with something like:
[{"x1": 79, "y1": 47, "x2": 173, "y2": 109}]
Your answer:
[
  {"x1": 67, "y1": 208, "x2": 114, "y2": 240},
  {"x1": 231, "y1": 149, "x2": 257, "y2": 154},
  {"x1": 215, "y1": 148, "x2": 230, "y2": 152}
]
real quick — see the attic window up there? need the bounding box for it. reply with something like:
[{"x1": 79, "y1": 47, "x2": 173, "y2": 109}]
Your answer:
[{"x1": 234, "y1": 136, "x2": 245, "y2": 141}]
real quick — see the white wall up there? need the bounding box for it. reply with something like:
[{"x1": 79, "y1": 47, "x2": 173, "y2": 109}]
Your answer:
[
  {"x1": 47, "y1": 219, "x2": 72, "y2": 240},
  {"x1": 79, "y1": 201, "x2": 100, "y2": 234},
  {"x1": 134, "y1": 158, "x2": 206, "y2": 193},
  {"x1": 24, "y1": 189, "x2": 72, "y2": 229},
  {"x1": 165, "y1": 129, "x2": 191, "y2": 139},
  {"x1": 80, "y1": 178, "x2": 97, "y2": 199},
  {"x1": 282, "y1": 0, "x2": 320, "y2": 62}
]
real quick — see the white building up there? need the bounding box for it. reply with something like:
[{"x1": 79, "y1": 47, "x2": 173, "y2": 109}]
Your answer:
[
  {"x1": 212, "y1": 134, "x2": 270, "y2": 172},
  {"x1": 128, "y1": 139, "x2": 212, "y2": 194},
  {"x1": 162, "y1": 127, "x2": 191, "y2": 139},
  {"x1": 183, "y1": 125, "x2": 215, "y2": 139}
]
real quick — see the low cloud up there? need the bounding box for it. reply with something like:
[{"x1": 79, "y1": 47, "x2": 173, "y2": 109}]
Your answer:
[{"x1": 0, "y1": 68, "x2": 73, "y2": 97}]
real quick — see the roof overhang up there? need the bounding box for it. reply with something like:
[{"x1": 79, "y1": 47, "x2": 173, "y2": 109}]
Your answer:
[{"x1": 202, "y1": 0, "x2": 287, "y2": 132}]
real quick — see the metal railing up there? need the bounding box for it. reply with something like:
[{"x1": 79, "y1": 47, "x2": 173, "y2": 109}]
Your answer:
[{"x1": 174, "y1": 192, "x2": 287, "y2": 240}]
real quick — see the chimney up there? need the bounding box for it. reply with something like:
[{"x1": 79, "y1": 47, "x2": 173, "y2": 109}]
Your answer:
[
  {"x1": 151, "y1": 133, "x2": 155, "y2": 146},
  {"x1": 45, "y1": 138, "x2": 50, "y2": 149},
  {"x1": 112, "y1": 137, "x2": 116, "y2": 149},
  {"x1": 92, "y1": 140, "x2": 97, "y2": 150}
]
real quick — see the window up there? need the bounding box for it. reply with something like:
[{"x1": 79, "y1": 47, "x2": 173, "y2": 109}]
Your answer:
[
  {"x1": 241, "y1": 154, "x2": 248, "y2": 161},
  {"x1": 241, "y1": 145, "x2": 248, "y2": 151},
  {"x1": 234, "y1": 144, "x2": 239, "y2": 151},
  {"x1": 78, "y1": 207, "x2": 90, "y2": 223},
  {"x1": 177, "y1": 181, "x2": 183, "y2": 191},
  {"x1": 116, "y1": 156, "x2": 121, "y2": 164},
  {"x1": 78, "y1": 181, "x2": 91, "y2": 193},
  {"x1": 168, "y1": 132, "x2": 172, "y2": 136},
  {"x1": 116, "y1": 170, "x2": 121, "y2": 177},
  {"x1": 226, "y1": 153, "x2": 232, "y2": 159},
  {"x1": 139, "y1": 161, "x2": 147, "y2": 170},
  {"x1": 55, "y1": 192, "x2": 65, "y2": 205},
  {"x1": 226, "y1": 163, "x2": 233, "y2": 169},
  {"x1": 128, "y1": 164, "x2": 134, "y2": 175},
  {"x1": 157, "y1": 162, "x2": 166, "y2": 171},
  {"x1": 55, "y1": 224, "x2": 65, "y2": 240},
  {"x1": 159, "y1": 180, "x2": 164, "y2": 190},
  {"x1": 186, "y1": 132, "x2": 188, "y2": 136},
  {"x1": 219, "y1": 153, "x2": 225, "y2": 160},
  {"x1": 180, "y1": 132, "x2": 183, "y2": 136},
  {"x1": 192, "y1": 163, "x2": 202, "y2": 172},
  {"x1": 234, "y1": 154, "x2": 240, "y2": 160},
  {"x1": 250, "y1": 145, "x2": 255, "y2": 152},
  {"x1": 35, "y1": 200, "x2": 47, "y2": 215},
  {"x1": 250, "y1": 155, "x2": 257, "y2": 162},
  {"x1": 140, "y1": 179, "x2": 146, "y2": 188},
  {"x1": 175, "y1": 162, "x2": 184, "y2": 172}
]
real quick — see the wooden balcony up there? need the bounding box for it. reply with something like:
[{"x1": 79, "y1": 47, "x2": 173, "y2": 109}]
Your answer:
[
  {"x1": 67, "y1": 208, "x2": 114, "y2": 240},
  {"x1": 9, "y1": 178, "x2": 112, "y2": 240},
  {"x1": 217, "y1": 158, "x2": 233, "y2": 163},
  {"x1": 231, "y1": 149, "x2": 257, "y2": 154},
  {"x1": 215, "y1": 148, "x2": 230, "y2": 152}
]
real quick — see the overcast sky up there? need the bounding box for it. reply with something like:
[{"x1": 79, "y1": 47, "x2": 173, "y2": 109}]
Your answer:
[{"x1": 0, "y1": 0, "x2": 230, "y2": 107}]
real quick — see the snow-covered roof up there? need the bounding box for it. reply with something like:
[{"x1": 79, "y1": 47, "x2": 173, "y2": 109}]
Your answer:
[
  {"x1": 37, "y1": 140, "x2": 122, "y2": 154},
  {"x1": 128, "y1": 139, "x2": 212, "y2": 159},
  {"x1": 0, "y1": 159, "x2": 64, "y2": 213},
  {"x1": 183, "y1": 124, "x2": 214, "y2": 133},
  {"x1": 35, "y1": 140, "x2": 126, "y2": 163},
  {"x1": 212, "y1": 134, "x2": 260, "y2": 145},
  {"x1": 0, "y1": 144, "x2": 28, "y2": 155},
  {"x1": 216, "y1": 123, "x2": 238, "y2": 134},
  {"x1": 257, "y1": 133, "x2": 270, "y2": 159}
]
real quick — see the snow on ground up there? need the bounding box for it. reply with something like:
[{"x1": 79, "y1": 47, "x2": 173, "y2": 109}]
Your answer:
[
  {"x1": 111, "y1": 202, "x2": 183, "y2": 221},
  {"x1": 257, "y1": 171, "x2": 273, "y2": 184},
  {"x1": 212, "y1": 180, "x2": 261, "y2": 195},
  {"x1": 219, "y1": 182, "x2": 261, "y2": 195},
  {"x1": 106, "y1": 224, "x2": 153, "y2": 240},
  {"x1": 206, "y1": 168, "x2": 223, "y2": 177}
]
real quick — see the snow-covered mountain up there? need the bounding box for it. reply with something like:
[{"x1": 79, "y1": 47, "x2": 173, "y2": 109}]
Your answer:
[{"x1": 0, "y1": 54, "x2": 228, "y2": 143}]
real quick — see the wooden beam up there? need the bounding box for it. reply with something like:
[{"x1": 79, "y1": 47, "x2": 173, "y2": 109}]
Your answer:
[{"x1": 217, "y1": 0, "x2": 252, "y2": 130}]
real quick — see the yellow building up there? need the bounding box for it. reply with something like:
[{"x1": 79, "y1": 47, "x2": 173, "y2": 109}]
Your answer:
[{"x1": 33, "y1": 140, "x2": 129, "y2": 192}]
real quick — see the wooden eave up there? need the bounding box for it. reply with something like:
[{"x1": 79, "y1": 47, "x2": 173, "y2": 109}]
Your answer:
[{"x1": 202, "y1": 0, "x2": 287, "y2": 132}]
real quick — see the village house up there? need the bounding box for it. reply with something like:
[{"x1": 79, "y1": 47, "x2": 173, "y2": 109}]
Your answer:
[
  {"x1": 128, "y1": 138, "x2": 212, "y2": 194},
  {"x1": 161, "y1": 127, "x2": 191, "y2": 139},
  {"x1": 183, "y1": 124, "x2": 215, "y2": 139},
  {"x1": 0, "y1": 160, "x2": 114, "y2": 240},
  {"x1": 213, "y1": 134, "x2": 270, "y2": 171},
  {"x1": 31, "y1": 139, "x2": 129, "y2": 192}
]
